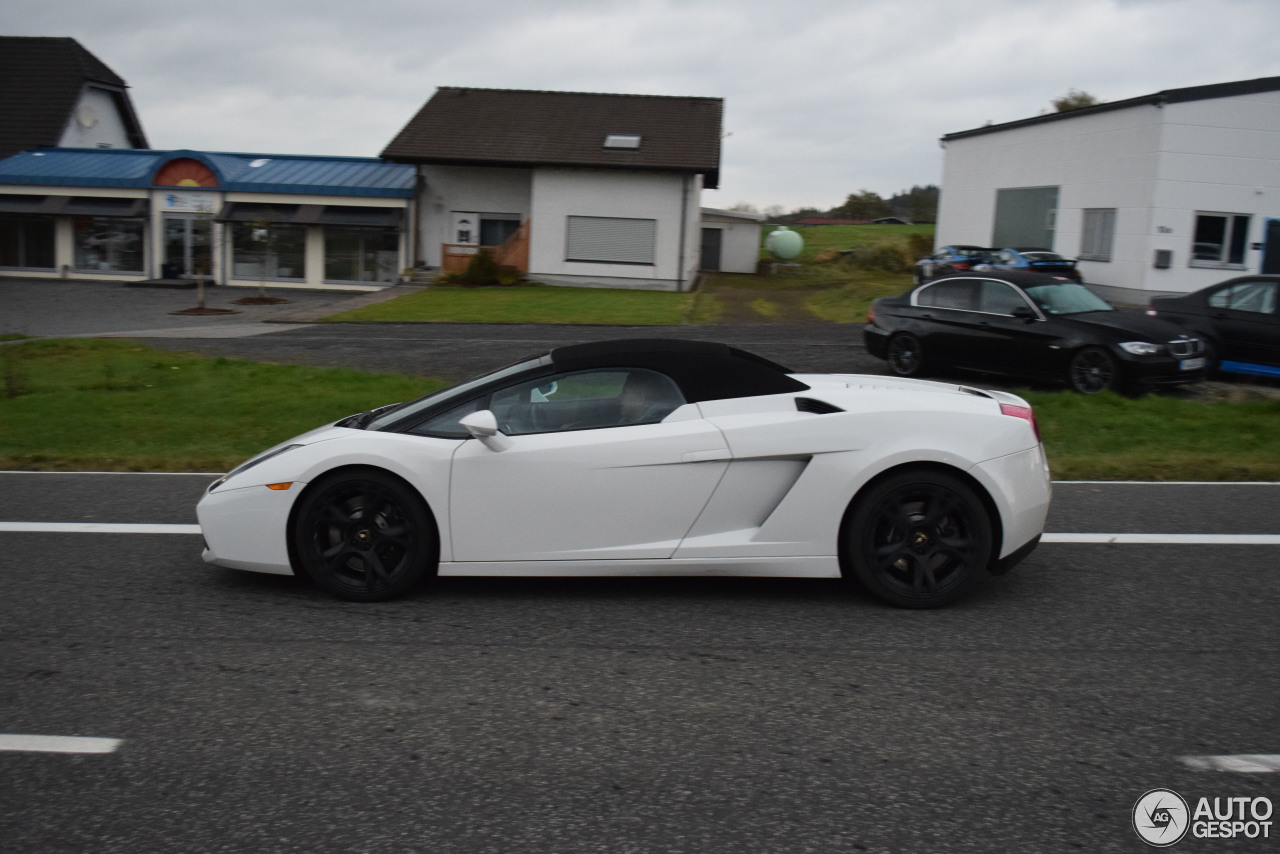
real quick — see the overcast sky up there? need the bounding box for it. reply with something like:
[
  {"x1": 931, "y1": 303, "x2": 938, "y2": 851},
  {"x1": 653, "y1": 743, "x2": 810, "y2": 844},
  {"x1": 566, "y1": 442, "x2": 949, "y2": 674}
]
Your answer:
[{"x1": 7, "y1": 0, "x2": 1280, "y2": 211}]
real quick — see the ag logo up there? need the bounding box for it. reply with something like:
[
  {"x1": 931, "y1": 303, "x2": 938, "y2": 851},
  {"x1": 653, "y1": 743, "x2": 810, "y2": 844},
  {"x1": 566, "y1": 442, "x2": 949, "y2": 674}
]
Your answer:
[{"x1": 1134, "y1": 788, "x2": 1190, "y2": 847}]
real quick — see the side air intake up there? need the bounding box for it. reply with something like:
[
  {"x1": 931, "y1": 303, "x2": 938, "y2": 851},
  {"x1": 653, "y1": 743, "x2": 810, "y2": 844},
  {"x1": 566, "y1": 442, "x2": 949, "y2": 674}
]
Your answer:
[{"x1": 795, "y1": 397, "x2": 844, "y2": 414}]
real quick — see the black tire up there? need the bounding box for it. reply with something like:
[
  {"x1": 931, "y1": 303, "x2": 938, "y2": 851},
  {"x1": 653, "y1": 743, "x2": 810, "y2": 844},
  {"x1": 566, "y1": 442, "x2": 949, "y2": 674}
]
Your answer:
[
  {"x1": 1068, "y1": 346, "x2": 1118, "y2": 394},
  {"x1": 843, "y1": 469, "x2": 993, "y2": 608},
  {"x1": 293, "y1": 469, "x2": 437, "y2": 602},
  {"x1": 887, "y1": 332, "x2": 926, "y2": 377}
]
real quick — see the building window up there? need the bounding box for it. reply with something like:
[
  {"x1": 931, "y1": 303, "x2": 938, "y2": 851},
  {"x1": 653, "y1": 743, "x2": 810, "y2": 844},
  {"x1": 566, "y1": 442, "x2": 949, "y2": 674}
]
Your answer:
[
  {"x1": 73, "y1": 217, "x2": 145, "y2": 272},
  {"x1": 566, "y1": 216, "x2": 656, "y2": 265},
  {"x1": 231, "y1": 222, "x2": 306, "y2": 280},
  {"x1": 1080, "y1": 208, "x2": 1116, "y2": 261},
  {"x1": 324, "y1": 226, "x2": 399, "y2": 283},
  {"x1": 0, "y1": 215, "x2": 55, "y2": 269},
  {"x1": 1191, "y1": 212, "x2": 1250, "y2": 267}
]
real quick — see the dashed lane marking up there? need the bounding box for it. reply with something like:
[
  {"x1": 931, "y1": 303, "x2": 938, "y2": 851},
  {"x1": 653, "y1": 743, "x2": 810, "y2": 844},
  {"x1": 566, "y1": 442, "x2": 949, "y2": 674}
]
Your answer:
[
  {"x1": 1180, "y1": 754, "x2": 1280, "y2": 773},
  {"x1": 0, "y1": 734, "x2": 122, "y2": 754},
  {"x1": 0, "y1": 522, "x2": 202, "y2": 534}
]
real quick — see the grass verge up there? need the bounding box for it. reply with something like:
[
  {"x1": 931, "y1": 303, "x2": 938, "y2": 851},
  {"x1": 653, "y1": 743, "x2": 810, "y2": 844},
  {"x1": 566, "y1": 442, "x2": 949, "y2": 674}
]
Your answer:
[
  {"x1": 0, "y1": 339, "x2": 444, "y2": 472},
  {"x1": 4, "y1": 340, "x2": 1275, "y2": 480},
  {"x1": 322, "y1": 283, "x2": 698, "y2": 325}
]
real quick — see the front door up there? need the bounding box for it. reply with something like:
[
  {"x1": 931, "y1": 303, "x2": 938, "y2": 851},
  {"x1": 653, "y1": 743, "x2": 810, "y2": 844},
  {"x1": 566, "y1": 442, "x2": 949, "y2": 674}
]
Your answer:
[{"x1": 163, "y1": 214, "x2": 212, "y2": 278}]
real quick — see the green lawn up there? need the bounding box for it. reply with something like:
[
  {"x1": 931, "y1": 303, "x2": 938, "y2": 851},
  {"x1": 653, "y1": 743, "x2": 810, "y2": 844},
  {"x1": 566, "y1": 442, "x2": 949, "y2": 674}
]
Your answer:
[
  {"x1": 2, "y1": 339, "x2": 1278, "y2": 480},
  {"x1": 0, "y1": 339, "x2": 444, "y2": 472},
  {"x1": 321, "y1": 224, "x2": 931, "y2": 326}
]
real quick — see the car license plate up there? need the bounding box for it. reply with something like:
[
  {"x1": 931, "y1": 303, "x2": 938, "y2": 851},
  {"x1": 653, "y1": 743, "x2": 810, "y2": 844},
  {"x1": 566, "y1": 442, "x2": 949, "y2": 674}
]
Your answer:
[{"x1": 1180, "y1": 358, "x2": 1206, "y2": 371}]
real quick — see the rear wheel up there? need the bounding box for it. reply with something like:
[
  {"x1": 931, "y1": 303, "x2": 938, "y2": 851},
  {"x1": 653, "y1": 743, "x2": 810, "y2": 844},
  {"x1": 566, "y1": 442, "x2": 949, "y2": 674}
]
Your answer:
[
  {"x1": 294, "y1": 469, "x2": 436, "y2": 602},
  {"x1": 887, "y1": 333, "x2": 926, "y2": 378},
  {"x1": 1068, "y1": 346, "x2": 1118, "y2": 394},
  {"x1": 843, "y1": 469, "x2": 993, "y2": 608}
]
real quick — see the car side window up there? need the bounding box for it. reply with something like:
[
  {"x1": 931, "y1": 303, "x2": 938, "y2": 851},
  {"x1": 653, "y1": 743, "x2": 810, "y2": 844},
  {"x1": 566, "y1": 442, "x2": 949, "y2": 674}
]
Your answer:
[
  {"x1": 917, "y1": 279, "x2": 978, "y2": 311},
  {"x1": 489, "y1": 368, "x2": 686, "y2": 435},
  {"x1": 1209, "y1": 281, "x2": 1277, "y2": 314},
  {"x1": 978, "y1": 280, "x2": 1030, "y2": 315}
]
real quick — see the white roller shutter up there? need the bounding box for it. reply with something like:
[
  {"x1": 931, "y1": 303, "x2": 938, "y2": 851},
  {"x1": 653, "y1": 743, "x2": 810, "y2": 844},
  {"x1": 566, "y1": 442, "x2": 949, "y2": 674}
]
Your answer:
[{"x1": 566, "y1": 216, "x2": 656, "y2": 265}]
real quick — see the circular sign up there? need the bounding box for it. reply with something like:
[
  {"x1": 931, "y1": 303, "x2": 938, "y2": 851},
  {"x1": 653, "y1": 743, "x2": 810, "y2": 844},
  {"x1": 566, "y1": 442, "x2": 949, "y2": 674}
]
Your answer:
[{"x1": 1132, "y1": 788, "x2": 1190, "y2": 847}]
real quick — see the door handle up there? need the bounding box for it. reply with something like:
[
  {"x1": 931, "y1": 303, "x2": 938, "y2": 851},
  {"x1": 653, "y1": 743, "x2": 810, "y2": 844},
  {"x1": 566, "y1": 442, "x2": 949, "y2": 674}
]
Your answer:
[{"x1": 683, "y1": 449, "x2": 731, "y2": 463}]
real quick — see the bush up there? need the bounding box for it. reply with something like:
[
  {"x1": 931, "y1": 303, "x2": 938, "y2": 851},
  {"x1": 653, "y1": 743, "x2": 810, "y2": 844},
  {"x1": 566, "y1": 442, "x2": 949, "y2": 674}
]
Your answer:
[
  {"x1": 460, "y1": 249, "x2": 502, "y2": 286},
  {"x1": 838, "y1": 241, "x2": 914, "y2": 273}
]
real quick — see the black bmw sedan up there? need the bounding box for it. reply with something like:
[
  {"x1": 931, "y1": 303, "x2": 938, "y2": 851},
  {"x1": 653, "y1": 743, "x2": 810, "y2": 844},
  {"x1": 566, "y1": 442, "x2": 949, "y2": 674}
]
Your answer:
[{"x1": 864, "y1": 271, "x2": 1207, "y2": 393}]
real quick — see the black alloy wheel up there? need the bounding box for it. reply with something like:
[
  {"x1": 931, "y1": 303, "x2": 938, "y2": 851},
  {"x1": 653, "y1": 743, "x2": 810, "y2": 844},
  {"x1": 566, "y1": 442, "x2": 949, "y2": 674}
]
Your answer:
[
  {"x1": 294, "y1": 469, "x2": 436, "y2": 602},
  {"x1": 1068, "y1": 346, "x2": 1118, "y2": 394},
  {"x1": 887, "y1": 333, "x2": 925, "y2": 378},
  {"x1": 844, "y1": 470, "x2": 993, "y2": 608}
]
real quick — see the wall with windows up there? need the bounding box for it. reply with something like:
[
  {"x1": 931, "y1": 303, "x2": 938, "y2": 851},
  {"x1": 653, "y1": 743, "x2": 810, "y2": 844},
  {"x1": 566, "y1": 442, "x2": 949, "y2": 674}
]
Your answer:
[{"x1": 527, "y1": 168, "x2": 702, "y2": 291}]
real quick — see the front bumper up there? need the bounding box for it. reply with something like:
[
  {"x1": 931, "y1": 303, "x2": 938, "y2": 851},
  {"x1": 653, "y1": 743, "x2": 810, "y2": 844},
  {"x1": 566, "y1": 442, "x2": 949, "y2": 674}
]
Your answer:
[{"x1": 197, "y1": 482, "x2": 299, "y2": 575}]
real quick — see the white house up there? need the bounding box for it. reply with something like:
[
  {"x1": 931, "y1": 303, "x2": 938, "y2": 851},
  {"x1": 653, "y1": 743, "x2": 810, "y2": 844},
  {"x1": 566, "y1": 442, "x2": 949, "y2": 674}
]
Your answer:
[
  {"x1": 382, "y1": 88, "x2": 724, "y2": 292},
  {"x1": 935, "y1": 75, "x2": 1280, "y2": 302},
  {"x1": 699, "y1": 207, "x2": 766, "y2": 274}
]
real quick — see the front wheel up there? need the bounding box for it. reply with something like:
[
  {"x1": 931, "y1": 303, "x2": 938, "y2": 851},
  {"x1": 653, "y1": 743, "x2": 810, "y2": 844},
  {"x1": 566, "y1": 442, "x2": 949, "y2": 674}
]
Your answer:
[
  {"x1": 843, "y1": 470, "x2": 994, "y2": 608},
  {"x1": 293, "y1": 469, "x2": 437, "y2": 602},
  {"x1": 1068, "y1": 346, "x2": 1118, "y2": 394}
]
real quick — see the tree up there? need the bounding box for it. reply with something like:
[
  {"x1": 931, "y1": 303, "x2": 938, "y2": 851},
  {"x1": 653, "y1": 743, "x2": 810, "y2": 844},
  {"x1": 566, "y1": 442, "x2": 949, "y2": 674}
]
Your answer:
[
  {"x1": 887, "y1": 185, "x2": 939, "y2": 224},
  {"x1": 1052, "y1": 89, "x2": 1100, "y2": 112},
  {"x1": 835, "y1": 190, "x2": 892, "y2": 221}
]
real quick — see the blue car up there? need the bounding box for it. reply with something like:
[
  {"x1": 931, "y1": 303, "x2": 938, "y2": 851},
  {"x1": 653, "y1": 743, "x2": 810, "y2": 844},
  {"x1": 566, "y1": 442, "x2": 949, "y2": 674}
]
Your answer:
[
  {"x1": 914, "y1": 245, "x2": 995, "y2": 284},
  {"x1": 979, "y1": 247, "x2": 1083, "y2": 283}
]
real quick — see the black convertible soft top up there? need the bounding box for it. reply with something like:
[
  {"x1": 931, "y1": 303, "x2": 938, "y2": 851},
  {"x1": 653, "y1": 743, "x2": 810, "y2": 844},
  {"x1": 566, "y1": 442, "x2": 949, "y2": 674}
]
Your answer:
[{"x1": 549, "y1": 339, "x2": 809, "y2": 403}]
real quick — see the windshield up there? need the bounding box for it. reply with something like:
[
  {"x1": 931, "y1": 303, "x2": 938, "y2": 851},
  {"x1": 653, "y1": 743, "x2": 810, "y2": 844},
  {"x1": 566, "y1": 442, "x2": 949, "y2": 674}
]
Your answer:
[
  {"x1": 1021, "y1": 251, "x2": 1066, "y2": 262},
  {"x1": 365, "y1": 354, "x2": 549, "y2": 431},
  {"x1": 1024, "y1": 283, "x2": 1113, "y2": 315}
]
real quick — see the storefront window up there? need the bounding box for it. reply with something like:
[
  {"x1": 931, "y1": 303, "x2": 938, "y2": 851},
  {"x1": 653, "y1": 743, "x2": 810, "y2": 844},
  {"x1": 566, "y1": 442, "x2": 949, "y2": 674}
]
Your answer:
[
  {"x1": 231, "y1": 223, "x2": 306, "y2": 280},
  {"x1": 73, "y1": 217, "x2": 145, "y2": 272},
  {"x1": 324, "y1": 227, "x2": 400, "y2": 283},
  {"x1": 0, "y1": 215, "x2": 56, "y2": 269}
]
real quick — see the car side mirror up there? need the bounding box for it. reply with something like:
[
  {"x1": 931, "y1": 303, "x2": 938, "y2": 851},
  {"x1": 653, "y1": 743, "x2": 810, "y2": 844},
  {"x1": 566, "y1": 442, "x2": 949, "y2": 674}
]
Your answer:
[
  {"x1": 458, "y1": 410, "x2": 512, "y2": 452},
  {"x1": 1012, "y1": 305, "x2": 1037, "y2": 321}
]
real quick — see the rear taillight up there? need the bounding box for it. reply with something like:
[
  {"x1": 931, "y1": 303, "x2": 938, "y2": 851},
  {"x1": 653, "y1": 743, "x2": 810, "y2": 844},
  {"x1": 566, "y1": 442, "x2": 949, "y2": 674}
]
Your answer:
[
  {"x1": 1145, "y1": 306, "x2": 1157, "y2": 317},
  {"x1": 1000, "y1": 402, "x2": 1041, "y2": 443},
  {"x1": 953, "y1": 262, "x2": 972, "y2": 270}
]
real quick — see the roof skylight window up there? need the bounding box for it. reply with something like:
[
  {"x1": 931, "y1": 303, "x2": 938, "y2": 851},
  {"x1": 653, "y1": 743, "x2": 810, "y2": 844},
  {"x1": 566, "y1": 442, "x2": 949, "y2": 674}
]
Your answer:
[
  {"x1": 249, "y1": 158, "x2": 271, "y2": 168},
  {"x1": 603, "y1": 134, "x2": 642, "y2": 150}
]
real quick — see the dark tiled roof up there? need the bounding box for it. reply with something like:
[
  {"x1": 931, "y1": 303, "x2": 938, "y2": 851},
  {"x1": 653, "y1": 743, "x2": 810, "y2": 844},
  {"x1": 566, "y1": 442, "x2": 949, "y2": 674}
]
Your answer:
[
  {"x1": 0, "y1": 36, "x2": 148, "y2": 159},
  {"x1": 382, "y1": 87, "x2": 723, "y2": 188}
]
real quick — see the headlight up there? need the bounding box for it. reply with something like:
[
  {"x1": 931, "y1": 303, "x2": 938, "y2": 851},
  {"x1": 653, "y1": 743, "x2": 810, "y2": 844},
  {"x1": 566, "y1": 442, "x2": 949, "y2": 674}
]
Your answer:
[
  {"x1": 208, "y1": 444, "x2": 304, "y2": 492},
  {"x1": 1118, "y1": 341, "x2": 1161, "y2": 356}
]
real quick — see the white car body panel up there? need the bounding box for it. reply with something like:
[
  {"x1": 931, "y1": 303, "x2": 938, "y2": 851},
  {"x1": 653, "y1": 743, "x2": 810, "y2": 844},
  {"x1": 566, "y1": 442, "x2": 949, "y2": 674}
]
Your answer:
[{"x1": 198, "y1": 364, "x2": 1051, "y2": 584}]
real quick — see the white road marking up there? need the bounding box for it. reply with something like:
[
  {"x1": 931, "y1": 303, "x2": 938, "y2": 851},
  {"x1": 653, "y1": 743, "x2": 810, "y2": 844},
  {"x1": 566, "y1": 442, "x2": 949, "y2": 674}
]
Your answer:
[
  {"x1": 1, "y1": 523, "x2": 1277, "y2": 545},
  {"x1": 0, "y1": 522, "x2": 202, "y2": 534},
  {"x1": 0, "y1": 734, "x2": 122, "y2": 754},
  {"x1": 1180, "y1": 754, "x2": 1280, "y2": 773},
  {"x1": 1043, "y1": 533, "x2": 1280, "y2": 545}
]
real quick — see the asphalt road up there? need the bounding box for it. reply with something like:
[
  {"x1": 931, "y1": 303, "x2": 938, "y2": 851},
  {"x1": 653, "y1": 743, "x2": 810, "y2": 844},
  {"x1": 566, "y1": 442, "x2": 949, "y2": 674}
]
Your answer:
[{"x1": 1, "y1": 474, "x2": 1277, "y2": 853}]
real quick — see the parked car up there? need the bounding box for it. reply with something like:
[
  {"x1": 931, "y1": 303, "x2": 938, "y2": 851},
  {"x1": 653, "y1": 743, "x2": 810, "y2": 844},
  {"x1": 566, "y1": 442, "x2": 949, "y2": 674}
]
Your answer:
[
  {"x1": 864, "y1": 271, "x2": 1207, "y2": 394},
  {"x1": 197, "y1": 339, "x2": 1051, "y2": 609},
  {"x1": 977, "y1": 247, "x2": 1082, "y2": 283},
  {"x1": 1145, "y1": 275, "x2": 1280, "y2": 379},
  {"x1": 915, "y1": 245, "x2": 995, "y2": 284}
]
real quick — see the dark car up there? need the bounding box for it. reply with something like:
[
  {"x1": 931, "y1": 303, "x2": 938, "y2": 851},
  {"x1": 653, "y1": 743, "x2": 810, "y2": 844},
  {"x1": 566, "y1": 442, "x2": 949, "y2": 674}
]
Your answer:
[
  {"x1": 979, "y1": 247, "x2": 1082, "y2": 283},
  {"x1": 864, "y1": 271, "x2": 1207, "y2": 393},
  {"x1": 914, "y1": 245, "x2": 994, "y2": 284},
  {"x1": 1145, "y1": 276, "x2": 1280, "y2": 379}
]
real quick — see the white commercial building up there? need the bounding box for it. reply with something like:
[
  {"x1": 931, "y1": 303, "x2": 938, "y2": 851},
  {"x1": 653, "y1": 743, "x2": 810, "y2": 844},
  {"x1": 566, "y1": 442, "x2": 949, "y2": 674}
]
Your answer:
[{"x1": 936, "y1": 75, "x2": 1280, "y2": 302}]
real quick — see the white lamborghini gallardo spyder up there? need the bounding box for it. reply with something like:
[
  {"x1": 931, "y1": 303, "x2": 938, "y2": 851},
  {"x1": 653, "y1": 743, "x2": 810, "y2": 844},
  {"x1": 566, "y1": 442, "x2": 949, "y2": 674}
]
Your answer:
[{"x1": 197, "y1": 339, "x2": 1051, "y2": 608}]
